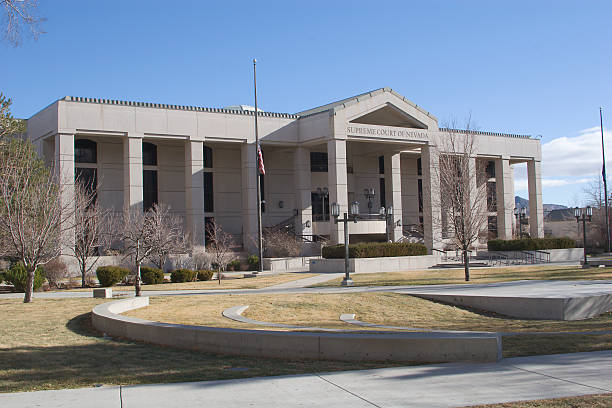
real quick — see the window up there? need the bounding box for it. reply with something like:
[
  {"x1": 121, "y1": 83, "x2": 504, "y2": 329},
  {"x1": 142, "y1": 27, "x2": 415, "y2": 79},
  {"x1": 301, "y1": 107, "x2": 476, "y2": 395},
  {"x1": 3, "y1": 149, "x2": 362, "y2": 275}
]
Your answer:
[
  {"x1": 143, "y1": 142, "x2": 157, "y2": 166},
  {"x1": 418, "y1": 179, "x2": 423, "y2": 212},
  {"x1": 205, "y1": 217, "x2": 215, "y2": 244},
  {"x1": 378, "y1": 156, "x2": 385, "y2": 174},
  {"x1": 259, "y1": 174, "x2": 265, "y2": 212},
  {"x1": 487, "y1": 181, "x2": 497, "y2": 212},
  {"x1": 488, "y1": 216, "x2": 498, "y2": 239},
  {"x1": 204, "y1": 172, "x2": 214, "y2": 212},
  {"x1": 204, "y1": 145, "x2": 213, "y2": 168},
  {"x1": 379, "y1": 178, "x2": 386, "y2": 209},
  {"x1": 143, "y1": 170, "x2": 158, "y2": 211},
  {"x1": 75, "y1": 139, "x2": 97, "y2": 163},
  {"x1": 75, "y1": 167, "x2": 97, "y2": 202},
  {"x1": 417, "y1": 158, "x2": 422, "y2": 176},
  {"x1": 310, "y1": 152, "x2": 328, "y2": 172},
  {"x1": 486, "y1": 161, "x2": 495, "y2": 179}
]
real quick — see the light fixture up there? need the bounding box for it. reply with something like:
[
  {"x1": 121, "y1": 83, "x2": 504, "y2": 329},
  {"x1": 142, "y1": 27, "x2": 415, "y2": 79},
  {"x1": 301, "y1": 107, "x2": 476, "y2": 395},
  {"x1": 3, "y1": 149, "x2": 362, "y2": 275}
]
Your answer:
[
  {"x1": 514, "y1": 207, "x2": 519, "y2": 216},
  {"x1": 278, "y1": 200, "x2": 284, "y2": 208},
  {"x1": 388, "y1": 206, "x2": 393, "y2": 216},
  {"x1": 350, "y1": 201, "x2": 360, "y2": 216},
  {"x1": 331, "y1": 202, "x2": 340, "y2": 218},
  {"x1": 305, "y1": 220, "x2": 311, "y2": 228},
  {"x1": 379, "y1": 207, "x2": 386, "y2": 216},
  {"x1": 586, "y1": 206, "x2": 593, "y2": 217},
  {"x1": 520, "y1": 207, "x2": 527, "y2": 216},
  {"x1": 574, "y1": 206, "x2": 581, "y2": 218}
]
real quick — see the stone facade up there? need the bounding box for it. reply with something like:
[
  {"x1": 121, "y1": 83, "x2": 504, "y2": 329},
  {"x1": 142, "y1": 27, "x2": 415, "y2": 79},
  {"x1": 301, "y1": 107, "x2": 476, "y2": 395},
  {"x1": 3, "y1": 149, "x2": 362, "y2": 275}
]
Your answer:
[{"x1": 26, "y1": 88, "x2": 543, "y2": 253}]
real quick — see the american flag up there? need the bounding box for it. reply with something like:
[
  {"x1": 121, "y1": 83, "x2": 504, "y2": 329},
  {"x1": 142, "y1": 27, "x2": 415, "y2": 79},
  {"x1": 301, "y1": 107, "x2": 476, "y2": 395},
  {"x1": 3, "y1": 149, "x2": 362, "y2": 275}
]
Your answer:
[{"x1": 257, "y1": 143, "x2": 265, "y2": 175}]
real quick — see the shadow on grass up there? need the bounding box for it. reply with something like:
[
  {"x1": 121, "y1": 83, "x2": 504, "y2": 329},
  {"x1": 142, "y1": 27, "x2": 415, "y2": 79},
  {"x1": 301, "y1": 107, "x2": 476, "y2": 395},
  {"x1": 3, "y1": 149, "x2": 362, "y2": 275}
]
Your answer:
[{"x1": 0, "y1": 312, "x2": 401, "y2": 393}]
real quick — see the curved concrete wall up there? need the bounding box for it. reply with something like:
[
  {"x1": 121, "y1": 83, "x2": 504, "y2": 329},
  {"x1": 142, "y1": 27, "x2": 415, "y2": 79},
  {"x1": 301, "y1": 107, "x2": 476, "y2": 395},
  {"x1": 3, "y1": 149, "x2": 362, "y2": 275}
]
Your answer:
[{"x1": 92, "y1": 297, "x2": 501, "y2": 363}]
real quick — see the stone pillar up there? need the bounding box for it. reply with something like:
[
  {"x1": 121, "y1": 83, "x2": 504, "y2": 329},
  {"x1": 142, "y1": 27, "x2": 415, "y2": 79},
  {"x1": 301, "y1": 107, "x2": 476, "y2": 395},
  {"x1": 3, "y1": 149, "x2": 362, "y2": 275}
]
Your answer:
[
  {"x1": 528, "y1": 160, "x2": 544, "y2": 238},
  {"x1": 469, "y1": 157, "x2": 487, "y2": 244},
  {"x1": 123, "y1": 135, "x2": 143, "y2": 212},
  {"x1": 384, "y1": 152, "x2": 403, "y2": 241},
  {"x1": 185, "y1": 140, "x2": 205, "y2": 247},
  {"x1": 294, "y1": 147, "x2": 312, "y2": 237},
  {"x1": 495, "y1": 157, "x2": 514, "y2": 239},
  {"x1": 422, "y1": 145, "x2": 442, "y2": 252},
  {"x1": 328, "y1": 139, "x2": 348, "y2": 244},
  {"x1": 55, "y1": 133, "x2": 75, "y2": 254},
  {"x1": 241, "y1": 143, "x2": 258, "y2": 253}
]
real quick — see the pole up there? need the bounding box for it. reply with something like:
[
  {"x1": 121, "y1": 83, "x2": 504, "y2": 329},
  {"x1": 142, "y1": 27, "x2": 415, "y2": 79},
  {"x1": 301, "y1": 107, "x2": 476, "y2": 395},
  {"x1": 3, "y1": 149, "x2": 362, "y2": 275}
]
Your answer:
[
  {"x1": 253, "y1": 59, "x2": 264, "y2": 273},
  {"x1": 341, "y1": 213, "x2": 352, "y2": 286},
  {"x1": 583, "y1": 215, "x2": 588, "y2": 266},
  {"x1": 600, "y1": 107, "x2": 610, "y2": 253}
]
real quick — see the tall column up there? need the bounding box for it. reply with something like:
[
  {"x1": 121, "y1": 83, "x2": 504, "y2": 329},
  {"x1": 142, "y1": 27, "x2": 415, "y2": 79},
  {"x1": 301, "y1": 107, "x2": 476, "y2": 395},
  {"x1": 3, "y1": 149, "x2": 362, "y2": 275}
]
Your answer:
[
  {"x1": 495, "y1": 157, "x2": 514, "y2": 239},
  {"x1": 241, "y1": 143, "x2": 258, "y2": 253},
  {"x1": 384, "y1": 152, "x2": 403, "y2": 241},
  {"x1": 469, "y1": 157, "x2": 487, "y2": 245},
  {"x1": 328, "y1": 139, "x2": 348, "y2": 244},
  {"x1": 185, "y1": 140, "x2": 205, "y2": 247},
  {"x1": 123, "y1": 135, "x2": 143, "y2": 212},
  {"x1": 55, "y1": 133, "x2": 75, "y2": 254},
  {"x1": 422, "y1": 145, "x2": 442, "y2": 252},
  {"x1": 527, "y1": 160, "x2": 544, "y2": 238},
  {"x1": 294, "y1": 147, "x2": 312, "y2": 237}
]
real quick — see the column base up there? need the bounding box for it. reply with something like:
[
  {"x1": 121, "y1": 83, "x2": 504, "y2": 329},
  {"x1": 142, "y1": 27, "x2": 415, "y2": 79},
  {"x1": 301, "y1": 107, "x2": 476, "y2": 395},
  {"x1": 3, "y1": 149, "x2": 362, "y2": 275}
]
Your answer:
[{"x1": 341, "y1": 278, "x2": 353, "y2": 286}]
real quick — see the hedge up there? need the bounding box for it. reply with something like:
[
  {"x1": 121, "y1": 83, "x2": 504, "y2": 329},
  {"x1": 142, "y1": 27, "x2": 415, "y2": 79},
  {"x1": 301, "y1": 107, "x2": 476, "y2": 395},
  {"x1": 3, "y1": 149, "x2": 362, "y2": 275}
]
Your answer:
[
  {"x1": 96, "y1": 266, "x2": 130, "y2": 287},
  {"x1": 170, "y1": 269, "x2": 197, "y2": 283},
  {"x1": 4, "y1": 263, "x2": 45, "y2": 292},
  {"x1": 487, "y1": 237, "x2": 576, "y2": 251},
  {"x1": 140, "y1": 266, "x2": 164, "y2": 285},
  {"x1": 322, "y1": 242, "x2": 428, "y2": 259},
  {"x1": 196, "y1": 270, "x2": 214, "y2": 281}
]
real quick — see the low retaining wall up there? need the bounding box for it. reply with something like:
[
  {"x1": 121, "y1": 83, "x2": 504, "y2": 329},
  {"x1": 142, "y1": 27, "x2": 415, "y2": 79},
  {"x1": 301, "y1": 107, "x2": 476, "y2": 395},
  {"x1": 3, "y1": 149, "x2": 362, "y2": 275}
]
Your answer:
[
  {"x1": 480, "y1": 248, "x2": 583, "y2": 263},
  {"x1": 263, "y1": 257, "x2": 316, "y2": 271},
  {"x1": 92, "y1": 297, "x2": 501, "y2": 363},
  {"x1": 309, "y1": 254, "x2": 442, "y2": 273}
]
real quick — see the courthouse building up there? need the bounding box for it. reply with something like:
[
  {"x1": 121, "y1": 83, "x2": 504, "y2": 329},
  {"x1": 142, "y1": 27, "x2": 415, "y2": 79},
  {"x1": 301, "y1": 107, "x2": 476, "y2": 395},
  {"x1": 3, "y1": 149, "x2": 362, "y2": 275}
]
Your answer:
[{"x1": 26, "y1": 87, "x2": 543, "y2": 253}]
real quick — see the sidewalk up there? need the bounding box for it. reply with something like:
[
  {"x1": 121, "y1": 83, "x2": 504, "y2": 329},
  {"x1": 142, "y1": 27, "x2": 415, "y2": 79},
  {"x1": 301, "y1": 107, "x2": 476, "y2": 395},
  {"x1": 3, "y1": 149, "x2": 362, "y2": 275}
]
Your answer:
[{"x1": 2, "y1": 351, "x2": 610, "y2": 407}]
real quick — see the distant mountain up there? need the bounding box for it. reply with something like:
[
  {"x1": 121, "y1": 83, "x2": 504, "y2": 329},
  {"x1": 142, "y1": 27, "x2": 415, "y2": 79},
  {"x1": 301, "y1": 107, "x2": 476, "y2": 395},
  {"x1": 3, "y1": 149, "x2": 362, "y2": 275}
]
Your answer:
[{"x1": 514, "y1": 196, "x2": 567, "y2": 216}]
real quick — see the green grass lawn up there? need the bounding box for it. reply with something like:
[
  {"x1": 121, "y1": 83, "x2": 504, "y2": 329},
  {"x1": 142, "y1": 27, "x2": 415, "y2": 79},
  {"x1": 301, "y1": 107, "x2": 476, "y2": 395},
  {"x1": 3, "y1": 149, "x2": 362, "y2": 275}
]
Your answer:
[
  {"x1": 0, "y1": 297, "x2": 400, "y2": 393},
  {"x1": 313, "y1": 265, "x2": 612, "y2": 287}
]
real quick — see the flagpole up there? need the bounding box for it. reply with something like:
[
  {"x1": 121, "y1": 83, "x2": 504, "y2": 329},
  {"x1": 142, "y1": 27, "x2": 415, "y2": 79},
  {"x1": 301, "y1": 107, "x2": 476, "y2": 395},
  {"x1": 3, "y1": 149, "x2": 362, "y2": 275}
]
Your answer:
[
  {"x1": 253, "y1": 59, "x2": 264, "y2": 273},
  {"x1": 601, "y1": 107, "x2": 610, "y2": 253}
]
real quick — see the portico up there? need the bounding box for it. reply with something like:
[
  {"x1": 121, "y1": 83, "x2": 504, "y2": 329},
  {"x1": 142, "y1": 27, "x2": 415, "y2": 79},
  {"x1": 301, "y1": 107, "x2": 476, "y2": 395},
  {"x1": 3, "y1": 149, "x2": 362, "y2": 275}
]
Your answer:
[{"x1": 26, "y1": 87, "x2": 543, "y2": 255}]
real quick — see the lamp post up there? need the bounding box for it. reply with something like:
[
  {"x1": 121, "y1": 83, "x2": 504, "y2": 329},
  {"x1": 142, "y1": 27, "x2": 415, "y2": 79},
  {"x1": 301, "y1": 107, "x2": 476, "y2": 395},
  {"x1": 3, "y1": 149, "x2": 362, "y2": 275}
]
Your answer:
[
  {"x1": 331, "y1": 201, "x2": 360, "y2": 286},
  {"x1": 575, "y1": 206, "x2": 593, "y2": 267},
  {"x1": 514, "y1": 207, "x2": 527, "y2": 238},
  {"x1": 380, "y1": 206, "x2": 394, "y2": 242}
]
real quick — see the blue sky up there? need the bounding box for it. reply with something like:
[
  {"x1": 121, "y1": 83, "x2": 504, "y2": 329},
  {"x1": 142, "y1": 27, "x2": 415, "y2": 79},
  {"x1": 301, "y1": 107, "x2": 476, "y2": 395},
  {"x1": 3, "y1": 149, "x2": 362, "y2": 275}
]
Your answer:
[{"x1": 2, "y1": 1, "x2": 611, "y2": 206}]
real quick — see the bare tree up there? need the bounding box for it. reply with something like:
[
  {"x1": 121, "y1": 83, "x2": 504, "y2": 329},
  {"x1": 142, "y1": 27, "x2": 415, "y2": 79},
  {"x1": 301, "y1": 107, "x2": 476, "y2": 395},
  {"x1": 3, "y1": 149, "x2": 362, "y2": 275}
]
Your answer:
[
  {"x1": 147, "y1": 203, "x2": 188, "y2": 270},
  {"x1": 430, "y1": 123, "x2": 488, "y2": 281},
  {"x1": 0, "y1": 93, "x2": 25, "y2": 137},
  {"x1": 1, "y1": 0, "x2": 45, "y2": 46},
  {"x1": 0, "y1": 136, "x2": 76, "y2": 302},
  {"x1": 64, "y1": 179, "x2": 112, "y2": 288},
  {"x1": 205, "y1": 220, "x2": 234, "y2": 285},
  {"x1": 112, "y1": 203, "x2": 186, "y2": 295}
]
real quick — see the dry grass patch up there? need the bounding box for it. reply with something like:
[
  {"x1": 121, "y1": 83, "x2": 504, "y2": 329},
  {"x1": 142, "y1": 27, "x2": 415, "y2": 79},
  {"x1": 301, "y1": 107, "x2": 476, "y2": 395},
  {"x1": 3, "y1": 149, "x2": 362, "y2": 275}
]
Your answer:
[
  {"x1": 0, "y1": 297, "x2": 399, "y2": 393},
  {"x1": 466, "y1": 393, "x2": 612, "y2": 407},
  {"x1": 313, "y1": 265, "x2": 612, "y2": 287},
  {"x1": 503, "y1": 334, "x2": 612, "y2": 358},
  {"x1": 126, "y1": 292, "x2": 612, "y2": 334}
]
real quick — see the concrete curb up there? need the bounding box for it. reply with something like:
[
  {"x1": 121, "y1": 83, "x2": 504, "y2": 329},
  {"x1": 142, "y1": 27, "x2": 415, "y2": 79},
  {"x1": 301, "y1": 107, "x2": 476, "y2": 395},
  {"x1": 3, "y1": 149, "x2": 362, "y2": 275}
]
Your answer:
[{"x1": 92, "y1": 297, "x2": 502, "y2": 363}]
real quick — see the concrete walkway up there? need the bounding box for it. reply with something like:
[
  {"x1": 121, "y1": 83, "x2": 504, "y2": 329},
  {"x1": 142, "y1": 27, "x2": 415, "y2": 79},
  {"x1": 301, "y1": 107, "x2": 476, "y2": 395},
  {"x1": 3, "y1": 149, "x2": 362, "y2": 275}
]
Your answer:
[{"x1": 1, "y1": 351, "x2": 611, "y2": 407}]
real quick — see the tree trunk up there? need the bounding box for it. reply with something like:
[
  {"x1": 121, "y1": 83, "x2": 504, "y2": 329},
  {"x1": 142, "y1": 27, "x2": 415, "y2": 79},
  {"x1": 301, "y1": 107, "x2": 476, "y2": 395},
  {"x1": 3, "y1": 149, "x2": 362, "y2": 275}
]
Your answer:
[
  {"x1": 81, "y1": 262, "x2": 87, "y2": 288},
  {"x1": 23, "y1": 266, "x2": 35, "y2": 303},
  {"x1": 135, "y1": 262, "x2": 142, "y2": 297},
  {"x1": 218, "y1": 267, "x2": 221, "y2": 285},
  {"x1": 463, "y1": 249, "x2": 470, "y2": 281}
]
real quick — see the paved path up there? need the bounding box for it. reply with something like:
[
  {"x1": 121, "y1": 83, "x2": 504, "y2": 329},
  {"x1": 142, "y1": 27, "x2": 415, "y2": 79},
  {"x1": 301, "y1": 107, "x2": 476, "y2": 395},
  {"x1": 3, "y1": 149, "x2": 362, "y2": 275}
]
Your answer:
[{"x1": 1, "y1": 351, "x2": 611, "y2": 407}]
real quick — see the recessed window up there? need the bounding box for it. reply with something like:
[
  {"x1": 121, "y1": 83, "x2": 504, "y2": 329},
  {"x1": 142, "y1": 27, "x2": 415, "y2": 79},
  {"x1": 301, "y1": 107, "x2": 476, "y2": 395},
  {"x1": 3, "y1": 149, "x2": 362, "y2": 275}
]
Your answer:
[
  {"x1": 143, "y1": 142, "x2": 157, "y2": 166},
  {"x1": 417, "y1": 158, "x2": 422, "y2": 176},
  {"x1": 379, "y1": 156, "x2": 385, "y2": 174},
  {"x1": 204, "y1": 172, "x2": 214, "y2": 212},
  {"x1": 143, "y1": 170, "x2": 158, "y2": 211},
  {"x1": 204, "y1": 146, "x2": 213, "y2": 168},
  {"x1": 379, "y1": 178, "x2": 386, "y2": 209},
  {"x1": 418, "y1": 179, "x2": 423, "y2": 213},
  {"x1": 310, "y1": 152, "x2": 328, "y2": 172},
  {"x1": 75, "y1": 139, "x2": 97, "y2": 164},
  {"x1": 75, "y1": 167, "x2": 97, "y2": 203}
]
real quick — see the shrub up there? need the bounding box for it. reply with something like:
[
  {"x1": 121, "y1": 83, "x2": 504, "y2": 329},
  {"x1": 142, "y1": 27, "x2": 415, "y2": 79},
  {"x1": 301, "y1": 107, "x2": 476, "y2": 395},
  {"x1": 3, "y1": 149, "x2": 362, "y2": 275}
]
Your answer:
[
  {"x1": 170, "y1": 268, "x2": 197, "y2": 283},
  {"x1": 196, "y1": 270, "x2": 214, "y2": 281},
  {"x1": 263, "y1": 230, "x2": 301, "y2": 257},
  {"x1": 140, "y1": 266, "x2": 164, "y2": 285},
  {"x1": 322, "y1": 242, "x2": 428, "y2": 259},
  {"x1": 4, "y1": 263, "x2": 46, "y2": 292},
  {"x1": 0, "y1": 270, "x2": 5, "y2": 284},
  {"x1": 487, "y1": 237, "x2": 576, "y2": 251},
  {"x1": 96, "y1": 266, "x2": 130, "y2": 287},
  {"x1": 227, "y1": 260, "x2": 241, "y2": 271},
  {"x1": 247, "y1": 255, "x2": 259, "y2": 270},
  {"x1": 45, "y1": 257, "x2": 69, "y2": 289}
]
